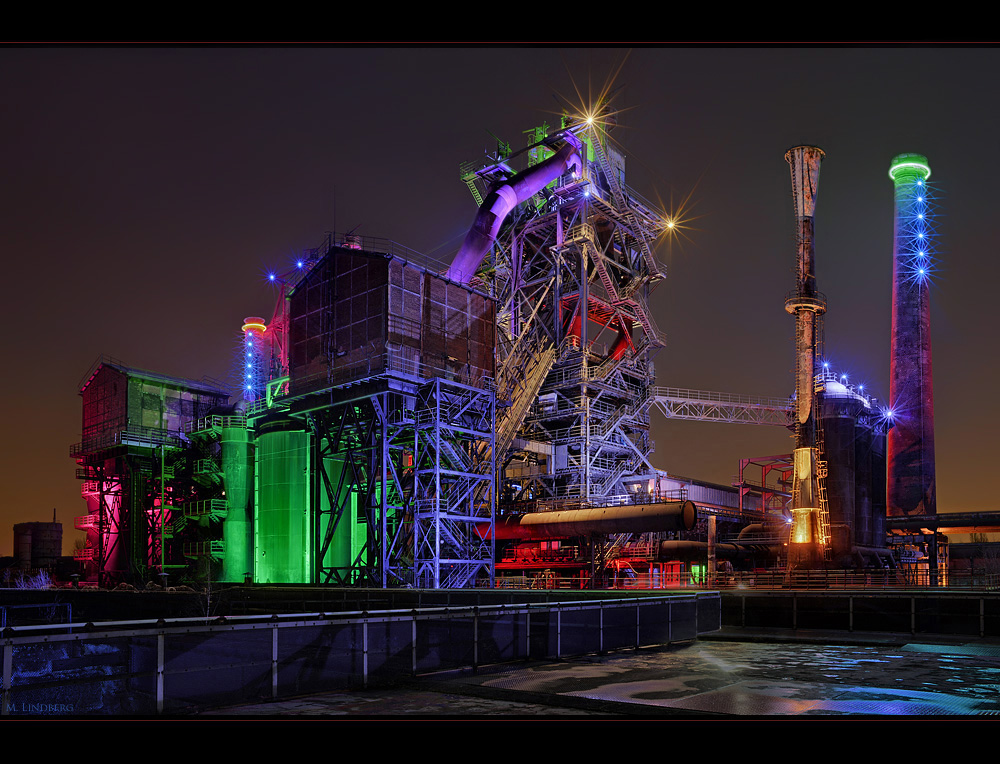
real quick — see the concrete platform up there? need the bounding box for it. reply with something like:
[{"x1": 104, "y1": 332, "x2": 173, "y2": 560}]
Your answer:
[{"x1": 201, "y1": 628, "x2": 1000, "y2": 718}]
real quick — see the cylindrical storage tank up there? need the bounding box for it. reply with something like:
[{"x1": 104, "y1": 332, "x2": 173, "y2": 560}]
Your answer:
[
  {"x1": 221, "y1": 422, "x2": 252, "y2": 583},
  {"x1": 871, "y1": 429, "x2": 888, "y2": 546},
  {"x1": 819, "y1": 387, "x2": 858, "y2": 560},
  {"x1": 13, "y1": 522, "x2": 62, "y2": 570},
  {"x1": 14, "y1": 525, "x2": 33, "y2": 570},
  {"x1": 854, "y1": 421, "x2": 874, "y2": 548},
  {"x1": 254, "y1": 416, "x2": 310, "y2": 584}
]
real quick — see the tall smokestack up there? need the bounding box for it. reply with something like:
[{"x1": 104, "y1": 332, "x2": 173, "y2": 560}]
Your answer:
[
  {"x1": 784, "y1": 145, "x2": 827, "y2": 569},
  {"x1": 888, "y1": 154, "x2": 936, "y2": 519}
]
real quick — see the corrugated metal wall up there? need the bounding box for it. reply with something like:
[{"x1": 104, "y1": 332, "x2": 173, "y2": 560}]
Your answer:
[{"x1": 290, "y1": 246, "x2": 495, "y2": 395}]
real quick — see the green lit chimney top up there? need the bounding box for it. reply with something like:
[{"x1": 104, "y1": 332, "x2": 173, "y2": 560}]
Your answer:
[{"x1": 889, "y1": 153, "x2": 931, "y2": 182}]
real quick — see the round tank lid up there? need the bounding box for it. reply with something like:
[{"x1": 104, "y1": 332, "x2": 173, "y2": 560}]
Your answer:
[
  {"x1": 242, "y1": 317, "x2": 267, "y2": 334},
  {"x1": 889, "y1": 153, "x2": 931, "y2": 182},
  {"x1": 821, "y1": 379, "x2": 871, "y2": 407}
]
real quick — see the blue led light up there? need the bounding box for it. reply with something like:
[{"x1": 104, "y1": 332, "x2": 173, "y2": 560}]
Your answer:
[{"x1": 898, "y1": 175, "x2": 937, "y2": 288}]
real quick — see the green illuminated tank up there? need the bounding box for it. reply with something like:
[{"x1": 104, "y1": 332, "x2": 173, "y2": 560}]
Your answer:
[
  {"x1": 254, "y1": 417, "x2": 310, "y2": 583},
  {"x1": 221, "y1": 422, "x2": 252, "y2": 583}
]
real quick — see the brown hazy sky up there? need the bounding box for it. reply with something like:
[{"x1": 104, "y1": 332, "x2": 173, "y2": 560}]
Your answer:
[{"x1": 2, "y1": 44, "x2": 996, "y2": 555}]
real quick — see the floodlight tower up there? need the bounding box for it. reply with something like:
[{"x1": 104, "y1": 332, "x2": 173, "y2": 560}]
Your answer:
[
  {"x1": 784, "y1": 145, "x2": 828, "y2": 568},
  {"x1": 887, "y1": 154, "x2": 936, "y2": 519}
]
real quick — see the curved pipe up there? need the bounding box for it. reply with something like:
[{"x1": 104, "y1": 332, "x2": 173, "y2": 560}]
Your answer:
[
  {"x1": 737, "y1": 522, "x2": 790, "y2": 541},
  {"x1": 658, "y1": 540, "x2": 782, "y2": 562},
  {"x1": 447, "y1": 143, "x2": 583, "y2": 284},
  {"x1": 608, "y1": 318, "x2": 633, "y2": 361},
  {"x1": 483, "y1": 500, "x2": 697, "y2": 540}
]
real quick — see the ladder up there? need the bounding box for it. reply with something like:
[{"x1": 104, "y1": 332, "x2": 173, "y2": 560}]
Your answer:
[{"x1": 815, "y1": 424, "x2": 832, "y2": 561}]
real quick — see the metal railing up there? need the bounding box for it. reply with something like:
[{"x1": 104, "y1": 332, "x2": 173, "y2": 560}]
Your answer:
[
  {"x1": 0, "y1": 594, "x2": 718, "y2": 716},
  {"x1": 289, "y1": 347, "x2": 496, "y2": 399},
  {"x1": 696, "y1": 568, "x2": 1000, "y2": 591},
  {"x1": 184, "y1": 414, "x2": 247, "y2": 434},
  {"x1": 70, "y1": 425, "x2": 185, "y2": 458},
  {"x1": 315, "y1": 231, "x2": 455, "y2": 279},
  {"x1": 723, "y1": 587, "x2": 1000, "y2": 637}
]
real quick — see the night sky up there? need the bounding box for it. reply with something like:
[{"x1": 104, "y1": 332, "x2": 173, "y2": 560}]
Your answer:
[{"x1": 3, "y1": 45, "x2": 996, "y2": 556}]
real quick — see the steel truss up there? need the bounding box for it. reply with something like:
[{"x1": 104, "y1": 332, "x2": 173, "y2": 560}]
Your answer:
[
  {"x1": 651, "y1": 387, "x2": 794, "y2": 426},
  {"x1": 413, "y1": 377, "x2": 496, "y2": 588},
  {"x1": 305, "y1": 390, "x2": 411, "y2": 587},
  {"x1": 467, "y1": 118, "x2": 669, "y2": 509},
  {"x1": 294, "y1": 376, "x2": 496, "y2": 588},
  {"x1": 74, "y1": 439, "x2": 184, "y2": 586}
]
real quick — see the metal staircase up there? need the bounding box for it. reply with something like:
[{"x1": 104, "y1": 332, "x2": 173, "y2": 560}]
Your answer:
[
  {"x1": 588, "y1": 126, "x2": 662, "y2": 279},
  {"x1": 493, "y1": 280, "x2": 558, "y2": 462},
  {"x1": 573, "y1": 224, "x2": 666, "y2": 350}
]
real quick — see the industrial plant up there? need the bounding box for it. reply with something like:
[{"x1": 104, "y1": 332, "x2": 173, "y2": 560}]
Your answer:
[{"x1": 67, "y1": 109, "x2": 960, "y2": 590}]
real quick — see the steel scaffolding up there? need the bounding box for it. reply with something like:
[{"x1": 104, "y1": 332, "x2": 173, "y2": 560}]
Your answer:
[
  {"x1": 254, "y1": 235, "x2": 498, "y2": 588},
  {"x1": 461, "y1": 114, "x2": 670, "y2": 511},
  {"x1": 71, "y1": 359, "x2": 229, "y2": 585}
]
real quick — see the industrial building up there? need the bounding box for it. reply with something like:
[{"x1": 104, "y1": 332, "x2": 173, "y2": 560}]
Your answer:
[{"x1": 69, "y1": 111, "x2": 931, "y2": 590}]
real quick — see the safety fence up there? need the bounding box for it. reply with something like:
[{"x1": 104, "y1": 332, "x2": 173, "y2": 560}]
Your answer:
[
  {"x1": 1, "y1": 593, "x2": 719, "y2": 716},
  {"x1": 710, "y1": 568, "x2": 1000, "y2": 591},
  {"x1": 722, "y1": 589, "x2": 1000, "y2": 638}
]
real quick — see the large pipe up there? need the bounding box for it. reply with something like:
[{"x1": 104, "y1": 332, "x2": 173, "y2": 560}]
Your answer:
[
  {"x1": 447, "y1": 143, "x2": 583, "y2": 284},
  {"x1": 483, "y1": 500, "x2": 697, "y2": 540},
  {"x1": 658, "y1": 540, "x2": 781, "y2": 562}
]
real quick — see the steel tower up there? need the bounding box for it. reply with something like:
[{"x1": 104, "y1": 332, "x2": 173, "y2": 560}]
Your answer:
[
  {"x1": 455, "y1": 111, "x2": 669, "y2": 514},
  {"x1": 887, "y1": 153, "x2": 936, "y2": 518}
]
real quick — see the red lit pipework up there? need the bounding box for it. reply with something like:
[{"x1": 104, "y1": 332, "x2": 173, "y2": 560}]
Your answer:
[
  {"x1": 565, "y1": 311, "x2": 633, "y2": 360},
  {"x1": 480, "y1": 500, "x2": 697, "y2": 540}
]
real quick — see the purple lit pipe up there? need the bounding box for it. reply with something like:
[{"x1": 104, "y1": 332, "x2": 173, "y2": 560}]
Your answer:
[{"x1": 447, "y1": 143, "x2": 583, "y2": 284}]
